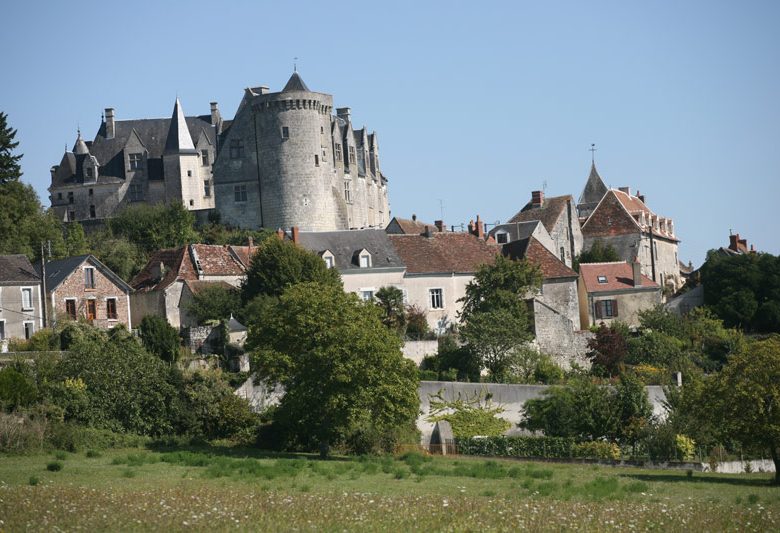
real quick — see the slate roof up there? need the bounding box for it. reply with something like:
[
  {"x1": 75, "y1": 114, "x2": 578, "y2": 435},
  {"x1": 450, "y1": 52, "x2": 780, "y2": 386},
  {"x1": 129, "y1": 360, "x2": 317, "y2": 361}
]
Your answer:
[
  {"x1": 385, "y1": 216, "x2": 438, "y2": 235},
  {"x1": 507, "y1": 195, "x2": 573, "y2": 233},
  {"x1": 163, "y1": 98, "x2": 197, "y2": 154},
  {"x1": 389, "y1": 233, "x2": 499, "y2": 275},
  {"x1": 579, "y1": 262, "x2": 658, "y2": 293},
  {"x1": 578, "y1": 163, "x2": 609, "y2": 208},
  {"x1": 39, "y1": 255, "x2": 132, "y2": 293},
  {"x1": 503, "y1": 237, "x2": 577, "y2": 279},
  {"x1": 0, "y1": 255, "x2": 40, "y2": 284},
  {"x1": 296, "y1": 230, "x2": 404, "y2": 271},
  {"x1": 51, "y1": 110, "x2": 215, "y2": 187},
  {"x1": 282, "y1": 71, "x2": 310, "y2": 92}
]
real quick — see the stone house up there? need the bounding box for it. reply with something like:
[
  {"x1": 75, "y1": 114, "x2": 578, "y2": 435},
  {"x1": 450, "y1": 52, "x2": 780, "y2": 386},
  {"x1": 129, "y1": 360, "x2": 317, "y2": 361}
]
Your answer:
[
  {"x1": 389, "y1": 226, "x2": 500, "y2": 333},
  {"x1": 489, "y1": 219, "x2": 556, "y2": 253},
  {"x1": 212, "y1": 71, "x2": 389, "y2": 232},
  {"x1": 0, "y1": 255, "x2": 44, "y2": 343},
  {"x1": 500, "y1": 191, "x2": 583, "y2": 268},
  {"x1": 502, "y1": 236, "x2": 588, "y2": 365},
  {"x1": 577, "y1": 163, "x2": 682, "y2": 293},
  {"x1": 130, "y1": 244, "x2": 251, "y2": 329},
  {"x1": 39, "y1": 255, "x2": 132, "y2": 329},
  {"x1": 385, "y1": 215, "x2": 441, "y2": 235},
  {"x1": 49, "y1": 98, "x2": 218, "y2": 225},
  {"x1": 293, "y1": 228, "x2": 406, "y2": 302},
  {"x1": 578, "y1": 261, "x2": 661, "y2": 328}
]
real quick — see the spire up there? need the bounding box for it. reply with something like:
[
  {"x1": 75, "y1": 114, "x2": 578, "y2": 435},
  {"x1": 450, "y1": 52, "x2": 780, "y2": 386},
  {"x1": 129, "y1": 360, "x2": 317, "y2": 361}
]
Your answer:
[
  {"x1": 282, "y1": 71, "x2": 310, "y2": 92},
  {"x1": 578, "y1": 162, "x2": 609, "y2": 207},
  {"x1": 164, "y1": 97, "x2": 196, "y2": 154},
  {"x1": 72, "y1": 130, "x2": 89, "y2": 155}
]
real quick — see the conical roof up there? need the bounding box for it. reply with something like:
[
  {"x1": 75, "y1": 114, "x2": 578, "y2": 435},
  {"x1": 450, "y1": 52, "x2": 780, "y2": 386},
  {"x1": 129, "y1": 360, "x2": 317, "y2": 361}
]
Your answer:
[
  {"x1": 72, "y1": 131, "x2": 89, "y2": 155},
  {"x1": 282, "y1": 71, "x2": 310, "y2": 92},
  {"x1": 578, "y1": 162, "x2": 608, "y2": 206},
  {"x1": 164, "y1": 97, "x2": 196, "y2": 154}
]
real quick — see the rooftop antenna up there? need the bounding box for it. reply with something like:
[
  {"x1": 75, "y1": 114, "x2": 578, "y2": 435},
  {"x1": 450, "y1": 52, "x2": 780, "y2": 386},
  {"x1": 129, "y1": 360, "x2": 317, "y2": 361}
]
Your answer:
[
  {"x1": 542, "y1": 179, "x2": 548, "y2": 194},
  {"x1": 438, "y1": 199, "x2": 445, "y2": 220},
  {"x1": 294, "y1": 57, "x2": 299, "y2": 72},
  {"x1": 589, "y1": 143, "x2": 597, "y2": 164}
]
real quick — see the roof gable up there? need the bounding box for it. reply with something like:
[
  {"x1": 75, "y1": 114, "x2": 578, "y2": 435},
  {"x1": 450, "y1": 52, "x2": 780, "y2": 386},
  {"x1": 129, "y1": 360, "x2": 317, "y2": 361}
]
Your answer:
[
  {"x1": 42, "y1": 254, "x2": 132, "y2": 293},
  {"x1": 507, "y1": 195, "x2": 572, "y2": 233},
  {"x1": 581, "y1": 190, "x2": 641, "y2": 237}
]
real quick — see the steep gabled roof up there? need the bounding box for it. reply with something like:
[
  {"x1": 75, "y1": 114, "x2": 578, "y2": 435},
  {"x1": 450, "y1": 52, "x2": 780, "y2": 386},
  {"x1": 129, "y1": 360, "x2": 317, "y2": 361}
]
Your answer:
[
  {"x1": 582, "y1": 189, "x2": 678, "y2": 242},
  {"x1": 507, "y1": 195, "x2": 573, "y2": 233},
  {"x1": 579, "y1": 262, "x2": 658, "y2": 293},
  {"x1": 40, "y1": 254, "x2": 132, "y2": 293},
  {"x1": 502, "y1": 237, "x2": 577, "y2": 280},
  {"x1": 0, "y1": 255, "x2": 40, "y2": 284},
  {"x1": 578, "y1": 163, "x2": 609, "y2": 207},
  {"x1": 163, "y1": 98, "x2": 197, "y2": 154},
  {"x1": 282, "y1": 71, "x2": 310, "y2": 92},
  {"x1": 389, "y1": 233, "x2": 499, "y2": 275},
  {"x1": 296, "y1": 229, "x2": 404, "y2": 271}
]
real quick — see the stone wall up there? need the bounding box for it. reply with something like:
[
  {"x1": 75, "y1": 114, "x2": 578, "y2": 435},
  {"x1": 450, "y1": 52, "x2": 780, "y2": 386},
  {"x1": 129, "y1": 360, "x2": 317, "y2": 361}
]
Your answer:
[
  {"x1": 402, "y1": 340, "x2": 439, "y2": 366},
  {"x1": 50, "y1": 260, "x2": 130, "y2": 329}
]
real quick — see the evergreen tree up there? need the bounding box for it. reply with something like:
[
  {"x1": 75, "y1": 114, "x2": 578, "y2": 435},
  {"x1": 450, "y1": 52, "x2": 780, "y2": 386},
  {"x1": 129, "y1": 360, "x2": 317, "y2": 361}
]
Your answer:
[{"x1": 0, "y1": 112, "x2": 22, "y2": 185}]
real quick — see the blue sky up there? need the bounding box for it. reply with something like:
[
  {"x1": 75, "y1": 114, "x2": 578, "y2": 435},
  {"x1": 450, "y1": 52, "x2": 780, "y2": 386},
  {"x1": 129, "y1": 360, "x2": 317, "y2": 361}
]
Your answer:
[{"x1": 3, "y1": 0, "x2": 778, "y2": 266}]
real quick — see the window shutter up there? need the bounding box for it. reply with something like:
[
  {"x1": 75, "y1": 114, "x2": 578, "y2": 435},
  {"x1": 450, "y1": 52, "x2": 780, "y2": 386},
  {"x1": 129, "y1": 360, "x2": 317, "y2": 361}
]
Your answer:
[
  {"x1": 594, "y1": 301, "x2": 603, "y2": 319},
  {"x1": 612, "y1": 300, "x2": 619, "y2": 317}
]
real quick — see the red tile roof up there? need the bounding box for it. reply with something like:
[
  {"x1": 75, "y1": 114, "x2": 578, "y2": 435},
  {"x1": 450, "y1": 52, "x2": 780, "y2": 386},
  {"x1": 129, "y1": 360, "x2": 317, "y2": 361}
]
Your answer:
[
  {"x1": 389, "y1": 233, "x2": 499, "y2": 274},
  {"x1": 190, "y1": 244, "x2": 245, "y2": 276},
  {"x1": 386, "y1": 217, "x2": 439, "y2": 235},
  {"x1": 504, "y1": 237, "x2": 577, "y2": 279},
  {"x1": 579, "y1": 262, "x2": 659, "y2": 293},
  {"x1": 583, "y1": 190, "x2": 678, "y2": 242}
]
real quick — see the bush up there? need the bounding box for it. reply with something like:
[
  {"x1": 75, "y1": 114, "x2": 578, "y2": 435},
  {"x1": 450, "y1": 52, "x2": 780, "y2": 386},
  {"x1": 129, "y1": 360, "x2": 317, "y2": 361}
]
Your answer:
[
  {"x1": 0, "y1": 367, "x2": 38, "y2": 410},
  {"x1": 138, "y1": 315, "x2": 180, "y2": 364},
  {"x1": 45, "y1": 422, "x2": 149, "y2": 452},
  {"x1": 457, "y1": 435, "x2": 576, "y2": 458},
  {"x1": 572, "y1": 441, "x2": 621, "y2": 460},
  {"x1": 180, "y1": 370, "x2": 259, "y2": 440},
  {"x1": 0, "y1": 412, "x2": 47, "y2": 454},
  {"x1": 46, "y1": 461, "x2": 63, "y2": 471},
  {"x1": 645, "y1": 422, "x2": 679, "y2": 462},
  {"x1": 405, "y1": 305, "x2": 431, "y2": 340}
]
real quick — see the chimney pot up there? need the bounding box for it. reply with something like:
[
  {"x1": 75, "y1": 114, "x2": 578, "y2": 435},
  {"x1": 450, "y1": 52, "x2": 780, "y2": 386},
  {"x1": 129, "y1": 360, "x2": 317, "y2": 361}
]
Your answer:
[
  {"x1": 476, "y1": 214, "x2": 485, "y2": 239},
  {"x1": 423, "y1": 225, "x2": 433, "y2": 238},
  {"x1": 412, "y1": 214, "x2": 417, "y2": 221},
  {"x1": 434, "y1": 220, "x2": 444, "y2": 232},
  {"x1": 291, "y1": 226, "x2": 300, "y2": 244},
  {"x1": 531, "y1": 190, "x2": 544, "y2": 207}
]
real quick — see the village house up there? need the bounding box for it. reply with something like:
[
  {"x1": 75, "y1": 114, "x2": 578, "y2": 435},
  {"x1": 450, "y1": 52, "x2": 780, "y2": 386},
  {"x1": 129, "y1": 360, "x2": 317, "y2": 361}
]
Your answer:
[
  {"x1": 39, "y1": 255, "x2": 132, "y2": 329},
  {"x1": 578, "y1": 261, "x2": 661, "y2": 328},
  {"x1": 0, "y1": 255, "x2": 44, "y2": 344},
  {"x1": 130, "y1": 244, "x2": 251, "y2": 329},
  {"x1": 386, "y1": 215, "x2": 444, "y2": 235}
]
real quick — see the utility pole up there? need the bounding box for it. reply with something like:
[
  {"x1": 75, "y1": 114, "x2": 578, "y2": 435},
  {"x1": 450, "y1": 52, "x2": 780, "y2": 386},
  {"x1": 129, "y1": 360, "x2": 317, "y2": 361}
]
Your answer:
[{"x1": 40, "y1": 242, "x2": 48, "y2": 328}]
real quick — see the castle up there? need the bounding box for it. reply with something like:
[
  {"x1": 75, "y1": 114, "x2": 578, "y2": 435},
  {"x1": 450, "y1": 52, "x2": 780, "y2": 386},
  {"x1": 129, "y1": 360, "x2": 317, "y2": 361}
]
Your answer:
[{"x1": 49, "y1": 72, "x2": 389, "y2": 231}]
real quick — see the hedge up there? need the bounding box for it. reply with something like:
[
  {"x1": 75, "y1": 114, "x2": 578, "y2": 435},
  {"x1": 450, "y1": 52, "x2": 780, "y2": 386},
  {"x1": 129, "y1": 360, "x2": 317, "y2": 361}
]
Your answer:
[{"x1": 456, "y1": 436, "x2": 622, "y2": 460}]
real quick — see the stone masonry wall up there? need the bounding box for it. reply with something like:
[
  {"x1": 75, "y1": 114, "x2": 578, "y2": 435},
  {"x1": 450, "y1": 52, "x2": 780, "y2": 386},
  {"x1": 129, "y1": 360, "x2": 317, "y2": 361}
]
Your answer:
[{"x1": 51, "y1": 261, "x2": 130, "y2": 329}]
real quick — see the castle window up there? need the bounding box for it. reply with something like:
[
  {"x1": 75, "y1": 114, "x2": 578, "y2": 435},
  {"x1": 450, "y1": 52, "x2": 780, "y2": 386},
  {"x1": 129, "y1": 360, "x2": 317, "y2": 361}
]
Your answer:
[
  {"x1": 343, "y1": 180, "x2": 352, "y2": 203},
  {"x1": 129, "y1": 183, "x2": 142, "y2": 202},
  {"x1": 85, "y1": 168, "x2": 93, "y2": 179},
  {"x1": 314, "y1": 154, "x2": 319, "y2": 167},
  {"x1": 201, "y1": 150, "x2": 209, "y2": 166},
  {"x1": 186, "y1": 170, "x2": 192, "y2": 177},
  {"x1": 320, "y1": 126, "x2": 324, "y2": 134},
  {"x1": 429, "y1": 288, "x2": 444, "y2": 310},
  {"x1": 128, "y1": 153, "x2": 143, "y2": 170},
  {"x1": 560, "y1": 247, "x2": 565, "y2": 262},
  {"x1": 234, "y1": 185, "x2": 247, "y2": 203},
  {"x1": 348, "y1": 146, "x2": 356, "y2": 164},
  {"x1": 68, "y1": 191, "x2": 74, "y2": 204},
  {"x1": 229, "y1": 139, "x2": 244, "y2": 159},
  {"x1": 204, "y1": 180, "x2": 211, "y2": 197},
  {"x1": 282, "y1": 126, "x2": 290, "y2": 139},
  {"x1": 90, "y1": 205, "x2": 96, "y2": 219},
  {"x1": 334, "y1": 143, "x2": 342, "y2": 161},
  {"x1": 189, "y1": 199, "x2": 194, "y2": 206}
]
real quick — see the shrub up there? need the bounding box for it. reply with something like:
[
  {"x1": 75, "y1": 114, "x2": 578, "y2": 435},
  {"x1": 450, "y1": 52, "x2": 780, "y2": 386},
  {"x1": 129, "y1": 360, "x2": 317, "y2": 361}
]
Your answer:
[
  {"x1": 138, "y1": 315, "x2": 180, "y2": 364},
  {"x1": 457, "y1": 435, "x2": 577, "y2": 459},
  {"x1": 675, "y1": 434, "x2": 696, "y2": 461},
  {"x1": 572, "y1": 441, "x2": 621, "y2": 460},
  {"x1": 46, "y1": 461, "x2": 63, "y2": 471},
  {"x1": 646, "y1": 422, "x2": 678, "y2": 462},
  {"x1": 179, "y1": 370, "x2": 259, "y2": 440},
  {"x1": 0, "y1": 367, "x2": 38, "y2": 410},
  {"x1": 46, "y1": 422, "x2": 149, "y2": 452},
  {"x1": 0, "y1": 412, "x2": 47, "y2": 454},
  {"x1": 405, "y1": 305, "x2": 431, "y2": 340}
]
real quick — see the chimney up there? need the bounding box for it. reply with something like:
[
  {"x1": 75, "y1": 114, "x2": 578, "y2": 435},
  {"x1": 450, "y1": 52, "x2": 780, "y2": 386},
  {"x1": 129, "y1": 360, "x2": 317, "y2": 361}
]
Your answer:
[
  {"x1": 291, "y1": 226, "x2": 300, "y2": 244},
  {"x1": 637, "y1": 190, "x2": 645, "y2": 203},
  {"x1": 423, "y1": 225, "x2": 433, "y2": 238},
  {"x1": 476, "y1": 215, "x2": 485, "y2": 239},
  {"x1": 412, "y1": 214, "x2": 417, "y2": 221},
  {"x1": 336, "y1": 107, "x2": 351, "y2": 122},
  {"x1": 467, "y1": 219, "x2": 475, "y2": 235},
  {"x1": 632, "y1": 259, "x2": 642, "y2": 287},
  {"x1": 104, "y1": 108, "x2": 115, "y2": 139},
  {"x1": 434, "y1": 220, "x2": 444, "y2": 232},
  {"x1": 210, "y1": 102, "x2": 222, "y2": 128},
  {"x1": 619, "y1": 186, "x2": 631, "y2": 195},
  {"x1": 738, "y1": 238, "x2": 747, "y2": 253},
  {"x1": 729, "y1": 234, "x2": 739, "y2": 251},
  {"x1": 531, "y1": 190, "x2": 544, "y2": 207}
]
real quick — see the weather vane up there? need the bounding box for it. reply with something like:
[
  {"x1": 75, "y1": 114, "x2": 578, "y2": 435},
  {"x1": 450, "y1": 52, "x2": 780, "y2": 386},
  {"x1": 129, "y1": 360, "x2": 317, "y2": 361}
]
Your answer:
[
  {"x1": 294, "y1": 57, "x2": 299, "y2": 72},
  {"x1": 589, "y1": 143, "x2": 597, "y2": 164}
]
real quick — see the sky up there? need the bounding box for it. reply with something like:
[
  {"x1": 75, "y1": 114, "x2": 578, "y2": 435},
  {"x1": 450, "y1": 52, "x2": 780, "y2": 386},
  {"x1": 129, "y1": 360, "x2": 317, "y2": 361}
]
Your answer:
[{"x1": 2, "y1": 0, "x2": 778, "y2": 267}]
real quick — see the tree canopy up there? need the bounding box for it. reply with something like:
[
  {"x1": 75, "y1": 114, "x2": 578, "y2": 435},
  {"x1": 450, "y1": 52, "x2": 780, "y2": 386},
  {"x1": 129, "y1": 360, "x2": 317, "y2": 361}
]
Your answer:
[
  {"x1": 458, "y1": 255, "x2": 542, "y2": 380},
  {"x1": 248, "y1": 282, "x2": 419, "y2": 456},
  {"x1": 0, "y1": 112, "x2": 22, "y2": 185},
  {"x1": 574, "y1": 239, "x2": 620, "y2": 271},
  {"x1": 108, "y1": 202, "x2": 199, "y2": 255},
  {"x1": 186, "y1": 284, "x2": 242, "y2": 325}
]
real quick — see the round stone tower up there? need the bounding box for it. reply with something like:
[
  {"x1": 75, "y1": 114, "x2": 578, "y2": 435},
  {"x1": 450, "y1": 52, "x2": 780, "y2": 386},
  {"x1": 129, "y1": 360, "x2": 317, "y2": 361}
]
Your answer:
[{"x1": 251, "y1": 72, "x2": 336, "y2": 231}]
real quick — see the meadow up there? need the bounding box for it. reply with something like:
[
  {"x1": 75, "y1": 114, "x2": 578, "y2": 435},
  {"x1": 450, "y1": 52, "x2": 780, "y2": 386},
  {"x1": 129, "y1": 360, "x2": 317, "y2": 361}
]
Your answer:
[{"x1": 0, "y1": 446, "x2": 777, "y2": 531}]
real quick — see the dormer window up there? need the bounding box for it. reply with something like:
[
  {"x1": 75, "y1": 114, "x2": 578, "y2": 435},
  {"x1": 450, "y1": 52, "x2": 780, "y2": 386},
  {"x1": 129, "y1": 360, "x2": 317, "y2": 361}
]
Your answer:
[
  {"x1": 356, "y1": 249, "x2": 371, "y2": 268},
  {"x1": 129, "y1": 153, "x2": 143, "y2": 170},
  {"x1": 321, "y1": 250, "x2": 335, "y2": 269},
  {"x1": 85, "y1": 168, "x2": 93, "y2": 179},
  {"x1": 597, "y1": 275, "x2": 608, "y2": 284}
]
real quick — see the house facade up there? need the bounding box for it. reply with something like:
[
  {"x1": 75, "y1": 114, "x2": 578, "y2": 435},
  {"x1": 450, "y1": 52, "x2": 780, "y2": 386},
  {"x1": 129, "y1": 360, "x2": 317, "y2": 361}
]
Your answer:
[
  {"x1": 578, "y1": 261, "x2": 661, "y2": 328},
  {"x1": 41, "y1": 255, "x2": 132, "y2": 329},
  {"x1": 0, "y1": 255, "x2": 44, "y2": 343}
]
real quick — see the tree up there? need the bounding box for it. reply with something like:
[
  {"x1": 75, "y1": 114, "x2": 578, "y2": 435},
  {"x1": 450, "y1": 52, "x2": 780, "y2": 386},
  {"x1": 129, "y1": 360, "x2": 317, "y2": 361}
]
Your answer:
[
  {"x1": 63, "y1": 222, "x2": 89, "y2": 257},
  {"x1": 612, "y1": 374, "x2": 653, "y2": 448},
  {"x1": 458, "y1": 255, "x2": 541, "y2": 380},
  {"x1": 404, "y1": 305, "x2": 430, "y2": 340},
  {"x1": 109, "y1": 202, "x2": 198, "y2": 255},
  {"x1": 87, "y1": 232, "x2": 145, "y2": 281},
  {"x1": 586, "y1": 323, "x2": 629, "y2": 377},
  {"x1": 0, "y1": 112, "x2": 22, "y2": 184},
  {"x1": 248, "y1": 282, "x2": 419, "y2": 457},
  {"x1": 375, "y1": 286, "x2": 407, "y2": 335},
  {"x1": 241, "y1": 237, "x2": 342, "y2": 303},
  {"x1": 0, "y1": 181, "x2": 66, "y2": 261},
  {"x1": 710, "y1": 337, "x2": 780, "y2": 484},
  {"x1": 574, "y1": 239, "x2": 620, "y2": 271},
  {"x1": 138, "y1": 315, "x2": 180, "y2": 365},
  {"x1": 186, "y1": 284, "x2": 242, "y2": 325}
]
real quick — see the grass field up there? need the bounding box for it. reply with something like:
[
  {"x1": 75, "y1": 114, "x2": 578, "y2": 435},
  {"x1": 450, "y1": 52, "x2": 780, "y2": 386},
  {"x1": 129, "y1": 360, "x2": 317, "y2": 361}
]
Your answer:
[{"x1": 0, "y1": 446, "x2": 777, "y2": 531}]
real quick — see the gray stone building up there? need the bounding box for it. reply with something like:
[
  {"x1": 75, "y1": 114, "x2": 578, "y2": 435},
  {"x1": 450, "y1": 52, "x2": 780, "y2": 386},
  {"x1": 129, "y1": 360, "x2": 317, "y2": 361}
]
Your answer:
[
  {"x1": 0, "y1": 255, "x2": 43, "y2": 343},
  {"x1": 49, "y1": 99, "x2": 218, "y2": 223},
  {"x1": 212, "y1": 71, "x2": 389, "y2": 231}
]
